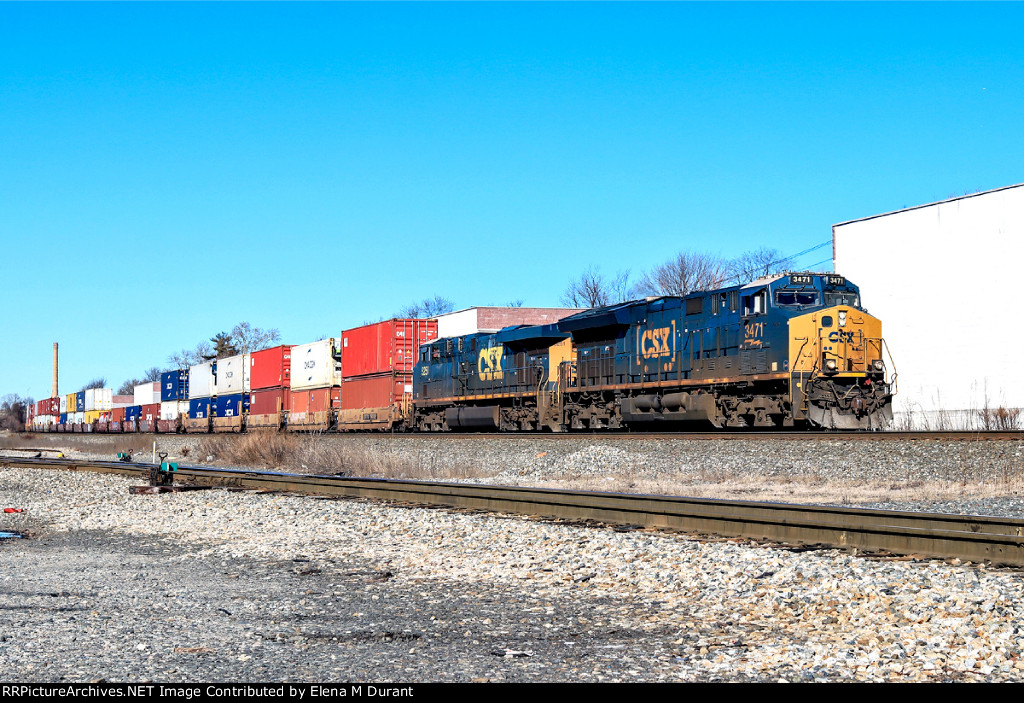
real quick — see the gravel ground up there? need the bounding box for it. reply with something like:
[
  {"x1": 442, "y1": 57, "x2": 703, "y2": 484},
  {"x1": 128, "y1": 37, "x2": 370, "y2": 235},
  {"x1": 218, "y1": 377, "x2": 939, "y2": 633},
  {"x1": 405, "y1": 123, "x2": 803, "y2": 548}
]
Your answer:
[
  {"x1": 8, "y1": 433, "x2": 1023, "y2": 514},
  {"x1": 2, "y1": 463, "x2": 1024, "y2": 683}
]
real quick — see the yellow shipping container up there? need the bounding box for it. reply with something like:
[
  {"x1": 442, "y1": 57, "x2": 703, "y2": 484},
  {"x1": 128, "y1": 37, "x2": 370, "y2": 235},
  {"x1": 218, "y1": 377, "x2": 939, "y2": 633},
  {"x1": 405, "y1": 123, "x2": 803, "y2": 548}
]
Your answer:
[
  {"x1": 66, "y1": 393, "x2": 77, "y2": 412},
  {"x1": 84, "y1": 410, "x2": 103, "y2": 424}
]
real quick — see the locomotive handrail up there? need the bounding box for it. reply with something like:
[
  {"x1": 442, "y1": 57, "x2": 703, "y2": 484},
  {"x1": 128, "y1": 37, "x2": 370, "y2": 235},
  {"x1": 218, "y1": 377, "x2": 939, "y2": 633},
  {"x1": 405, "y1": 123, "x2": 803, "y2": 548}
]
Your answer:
[{"x1": 880, "y1": 336, "x2": 898, "y2": 397}]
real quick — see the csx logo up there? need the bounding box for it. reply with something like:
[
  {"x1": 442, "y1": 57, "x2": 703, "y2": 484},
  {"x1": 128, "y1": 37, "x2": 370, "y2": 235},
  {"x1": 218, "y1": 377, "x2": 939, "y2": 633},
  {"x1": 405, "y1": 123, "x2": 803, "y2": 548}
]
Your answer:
[
  {"x1": 828, "y1": 331, "x2": 855, "y2": 344},
  {"x1": 637, "y1": 324, "x2": 675, "y2": 361},
  {"x1": 478, "y1": 345, "x2": 504, "y2": 381}
]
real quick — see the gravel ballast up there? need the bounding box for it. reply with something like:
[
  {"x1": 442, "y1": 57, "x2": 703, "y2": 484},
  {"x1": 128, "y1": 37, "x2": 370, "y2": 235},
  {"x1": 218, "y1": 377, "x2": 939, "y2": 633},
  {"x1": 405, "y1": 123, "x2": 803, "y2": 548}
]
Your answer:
[{"x1": 2, "y1": 463, "x2": 1024, "y2": 682}]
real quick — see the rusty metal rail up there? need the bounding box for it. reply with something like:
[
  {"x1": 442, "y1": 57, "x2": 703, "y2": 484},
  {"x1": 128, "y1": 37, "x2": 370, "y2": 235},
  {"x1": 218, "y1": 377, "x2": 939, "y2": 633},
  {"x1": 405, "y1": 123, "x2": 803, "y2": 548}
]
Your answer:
[
  {"x1": 16, "y1": 429, "x2": 1024, "y2": 441},
  {"x1": 3, "y1": 455, "x2": 1024, "y2": 567},
  {"x1": 358, "y1": 430, "x2": 1024, "y2": 441}
]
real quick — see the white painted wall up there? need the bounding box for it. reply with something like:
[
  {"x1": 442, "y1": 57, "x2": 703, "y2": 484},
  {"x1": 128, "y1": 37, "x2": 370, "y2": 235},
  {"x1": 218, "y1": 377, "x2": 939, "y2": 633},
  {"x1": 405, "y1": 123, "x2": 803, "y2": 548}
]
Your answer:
[
  {"x1": 435, "y1": 309, "x2": 480, "y2": 339},
  {"x1": 834, "y1": 184, "x2": 1024, "y2": 428}
]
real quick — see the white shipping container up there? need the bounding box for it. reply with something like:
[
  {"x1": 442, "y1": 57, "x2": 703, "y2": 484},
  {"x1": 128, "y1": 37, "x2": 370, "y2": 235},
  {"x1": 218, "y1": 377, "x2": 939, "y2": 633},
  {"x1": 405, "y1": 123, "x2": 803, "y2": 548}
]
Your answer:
[
  {"x1": 134, "y1": 382, "x2": 161, "y2": 406},
  {"x1": 93, "y1": 388, "x2": 112, "y2": 410},
  {"x1": 85, "y1": 388, "x2": 96, "y2": 411},
  {"x1": 73, "y1": 412, "x2": 85, "y2": 423},
  {"x1": 213, "y1": 353, "x2": 251, "y2": 395},
  {"x1": 188, "y1": 362, "x2": 216, "y2": 398},
  {"x1": 60, "y1": 396, "x2": 67, "y2": 413},
  {"x1": 159, "y1": 401, "x2": 189, "y2": 421},
  {"x1": 290, "y1": 339, "x2": 342, "y2": 390}
]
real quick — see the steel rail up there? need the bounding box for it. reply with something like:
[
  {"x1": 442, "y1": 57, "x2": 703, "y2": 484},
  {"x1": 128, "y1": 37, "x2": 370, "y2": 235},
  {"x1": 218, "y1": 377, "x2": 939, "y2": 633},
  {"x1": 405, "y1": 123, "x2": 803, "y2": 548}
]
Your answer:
[
  {"x1": 3, "y1": 455, "x2": 1024, "y2": 566},
  {"x1": 18, "y1": 429, "x2": 1024, "y2": 441}
]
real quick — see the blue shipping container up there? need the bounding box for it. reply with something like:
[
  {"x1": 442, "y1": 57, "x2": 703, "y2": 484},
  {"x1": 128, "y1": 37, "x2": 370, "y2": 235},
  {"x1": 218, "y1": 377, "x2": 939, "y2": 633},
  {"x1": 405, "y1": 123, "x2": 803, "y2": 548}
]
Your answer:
[
  {"x1": 214, "y1": 394, "x2": 250, "y2": 418},
  {"x1": 125, "y1": 405, "x2": 142, "y2": 421},
  {"x1": 161, "y1": 370, "x2": 190, "y2": 402},
  {"x1": 76, "y1": 391, "x2": 85, "y2": 412},
  {"x1": 188, "y1": 398, "x2": 211, "y2": 419},
  {"x1": 60, "y1": 413, "x2": 67, "y2": 424}
]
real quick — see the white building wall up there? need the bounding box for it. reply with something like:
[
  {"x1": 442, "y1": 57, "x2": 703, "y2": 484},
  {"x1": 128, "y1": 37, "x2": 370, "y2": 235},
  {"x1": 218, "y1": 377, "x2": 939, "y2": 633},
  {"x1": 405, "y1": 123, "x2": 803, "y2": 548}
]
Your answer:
[
  {"x1": 435, "y1": 309, "x2": 480, "y2": 339},
  {"x1": 833, "y1": 183, "x2": 1024, "y2": 428}
]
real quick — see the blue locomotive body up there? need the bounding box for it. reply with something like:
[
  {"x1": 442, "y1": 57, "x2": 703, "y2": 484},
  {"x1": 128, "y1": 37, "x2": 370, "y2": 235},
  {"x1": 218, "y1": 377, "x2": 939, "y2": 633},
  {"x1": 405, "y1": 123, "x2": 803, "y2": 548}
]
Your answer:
[{"x1": 412, "y1": 273, "x2": 892, "y2": 430}]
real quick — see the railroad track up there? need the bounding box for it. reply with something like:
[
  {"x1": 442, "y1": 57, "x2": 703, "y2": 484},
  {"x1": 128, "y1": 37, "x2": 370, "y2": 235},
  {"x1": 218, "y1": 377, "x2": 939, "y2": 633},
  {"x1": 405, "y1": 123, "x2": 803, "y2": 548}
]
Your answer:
[
  {"x1": 14, "y1": 429, "x2": 1024, "y2": 441},
  {"x1": 3, "y1": 454, "x2": 1024, "y2": 567}
]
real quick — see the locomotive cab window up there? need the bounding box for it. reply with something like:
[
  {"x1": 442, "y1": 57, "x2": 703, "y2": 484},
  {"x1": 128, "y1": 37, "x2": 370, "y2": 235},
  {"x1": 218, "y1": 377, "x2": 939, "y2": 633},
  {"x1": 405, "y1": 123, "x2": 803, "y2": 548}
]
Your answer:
[
  {"x1": 743, "y1": 289, "x2": 767, "y2": 316},
  {"x1": 775, "y1": 290, "x2": 820, "y2": 307},
  {"x1": 826, "y1": 292, "x2": 860, "y2": 308}
]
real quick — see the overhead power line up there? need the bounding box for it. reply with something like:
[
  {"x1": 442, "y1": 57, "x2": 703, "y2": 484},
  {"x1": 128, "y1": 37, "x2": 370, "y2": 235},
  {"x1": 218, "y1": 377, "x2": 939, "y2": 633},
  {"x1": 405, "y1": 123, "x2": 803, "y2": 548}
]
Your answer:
[{"x1": 723, "y1": 239, "x2": 832, "y2": 285}]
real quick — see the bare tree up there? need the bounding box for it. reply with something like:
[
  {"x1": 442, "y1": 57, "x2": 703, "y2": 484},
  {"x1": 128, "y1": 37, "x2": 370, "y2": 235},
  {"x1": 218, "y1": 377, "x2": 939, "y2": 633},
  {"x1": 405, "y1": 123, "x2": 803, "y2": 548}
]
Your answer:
[
  {"x1": 168, "y1": 341, "x2": 213, "y2": 369},
  {"x1": 561, "y1": 267, "x2": 632, "y2": 308},
  {"x1": 632, "y1": 252, "x2": 729, "y2": 297},
  {"x1": 0, "y1": 393, "x2": 33, "y2": 431},
  {"x1": 116, "y1": 368, "x2": 165, "y2": 396},
  {"x1": 397, "y1": 295, "x2": 455, "y2": 318},
  {"x1": 229, "y1": 322, "x2": 281, "y2": 354},
  {"x1": 506, "y1": 299, "x2": 525, "y2": 308},
  {"x1": 726, "y1": 247, "x2": 795, "y2": 284},
  {"x1": 117, "y1": 379, "x2": 143, "y2": 395},
  {"x1": 80, "y1": 377, "x2": 107, "y2": 391}
]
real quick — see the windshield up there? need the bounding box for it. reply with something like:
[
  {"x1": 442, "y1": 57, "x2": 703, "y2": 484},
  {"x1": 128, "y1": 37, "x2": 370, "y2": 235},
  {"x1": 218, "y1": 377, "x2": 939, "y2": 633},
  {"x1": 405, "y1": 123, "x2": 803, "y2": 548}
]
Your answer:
[
  {"x1": 825, "y1": 291, "x2": 860, "y2": 307},
  {"x1": 774, "y1": 290, "x2": 819, "y2": 307}
]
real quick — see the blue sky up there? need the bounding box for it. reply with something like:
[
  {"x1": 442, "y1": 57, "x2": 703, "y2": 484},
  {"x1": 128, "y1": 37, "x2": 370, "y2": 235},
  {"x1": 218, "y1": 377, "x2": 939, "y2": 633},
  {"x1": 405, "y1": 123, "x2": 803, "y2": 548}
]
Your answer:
[{"x1": 4, "y1": 2, "x2": 1022, "y2": 400}]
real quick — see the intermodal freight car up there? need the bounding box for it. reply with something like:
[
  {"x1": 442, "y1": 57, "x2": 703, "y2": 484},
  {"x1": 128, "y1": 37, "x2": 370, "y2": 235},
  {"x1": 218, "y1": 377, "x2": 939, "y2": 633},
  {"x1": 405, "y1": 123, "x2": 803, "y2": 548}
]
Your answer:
[{"x1": 28, "y1": 273, "x2": 894, "y2": 433}]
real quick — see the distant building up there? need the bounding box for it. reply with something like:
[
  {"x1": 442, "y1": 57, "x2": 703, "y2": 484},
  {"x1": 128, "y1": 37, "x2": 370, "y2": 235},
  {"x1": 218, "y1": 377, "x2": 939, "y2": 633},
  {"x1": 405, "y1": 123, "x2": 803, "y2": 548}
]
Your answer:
[
  {"x1": 435, "y1": 307, "x2": 586, "y2": 340},
  {"x1": 833, "y1": 183, "x2": 1024, "y2": 428}
]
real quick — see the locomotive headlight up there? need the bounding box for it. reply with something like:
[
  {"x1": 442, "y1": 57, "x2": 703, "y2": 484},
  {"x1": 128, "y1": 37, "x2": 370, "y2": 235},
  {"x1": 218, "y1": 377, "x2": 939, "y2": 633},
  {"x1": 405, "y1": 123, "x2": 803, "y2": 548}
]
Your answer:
[
  {"x1": 825, "y1": 359, "x2": 838, "y2": 371},
  {"x1": 873, "y1": 360, "x2": 885, "y2": 372}
]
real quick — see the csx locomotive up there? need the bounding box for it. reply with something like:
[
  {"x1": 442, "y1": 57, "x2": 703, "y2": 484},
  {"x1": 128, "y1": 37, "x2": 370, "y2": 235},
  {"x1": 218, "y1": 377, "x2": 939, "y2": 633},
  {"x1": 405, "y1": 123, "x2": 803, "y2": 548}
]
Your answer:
[{"x1": 412, "y1": 272, "x2": 894, "y2": 431}]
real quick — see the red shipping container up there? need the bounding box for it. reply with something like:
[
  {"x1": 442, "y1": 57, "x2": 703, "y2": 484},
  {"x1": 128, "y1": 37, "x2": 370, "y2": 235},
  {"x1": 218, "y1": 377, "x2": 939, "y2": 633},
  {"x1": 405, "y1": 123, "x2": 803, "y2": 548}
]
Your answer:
[
  {"x1": 290, "y1": 387, "x2": 340, "y2": 415},
  {"x1": 141, "y1": 404, "x2": 160, "y2": 423},
  {"x1": 287, "y1": 387, "x2": 339, "y2": 430},
  {"x1": 337, "y1": 373, "x2": 412, "y2": 430},
  {"x1": 250, "y1": 388, "x2": 291, "y2": 415},
  {"x1": 340, "y1": 373, "x2": 410, "y2": 410},
  {"x1": 341, "y1": 319, "x2": 438, "y2": 378},
  {"x1": 111, "y1": 407, "x2": 126, "y2": 422},
  {"x1": 250, "y1": 345, "x2": 293, "y2": 390}
]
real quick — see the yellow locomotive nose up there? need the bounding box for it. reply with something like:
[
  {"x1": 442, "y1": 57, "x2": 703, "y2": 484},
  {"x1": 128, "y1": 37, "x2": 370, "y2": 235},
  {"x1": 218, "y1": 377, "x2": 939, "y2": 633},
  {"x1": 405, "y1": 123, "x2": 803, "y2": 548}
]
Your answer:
[{"x1": 788, "y1": 305, "x2": 895, "y2": 429}]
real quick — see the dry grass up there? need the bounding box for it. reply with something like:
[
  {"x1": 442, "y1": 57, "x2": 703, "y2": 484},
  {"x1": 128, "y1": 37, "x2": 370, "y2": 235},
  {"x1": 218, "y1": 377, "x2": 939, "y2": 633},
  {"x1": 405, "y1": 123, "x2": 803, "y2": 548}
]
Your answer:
[
  {"x1": 0, "y1": 432, "x2": 151, "y2": 454},
  {"x1": 6, "y1": 430, "x2": 1022, "y2": 508},
  {"x1": 197, "y1": 432, "x2": 490, "y2": 480}
]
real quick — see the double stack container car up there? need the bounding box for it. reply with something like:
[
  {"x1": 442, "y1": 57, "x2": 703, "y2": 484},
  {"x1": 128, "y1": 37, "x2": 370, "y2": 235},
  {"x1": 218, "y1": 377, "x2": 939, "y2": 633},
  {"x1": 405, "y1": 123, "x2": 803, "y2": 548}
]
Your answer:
[
  {"x1": 248, "y1": 345, "x2": 293, "y2": 430},
  {"x1": 186, "y1": 361, "x2": 216, "y2": 433},
  {"x1": 338, "y1": 319, "x2": 438, "y2": 430},
  {"x1": 211, "y1": 354, "x2": 250, "y2": 432},
  {"x1": 159, "y1": 370, "x2": 189, "y2": 433},
  {"x1": 287, "y1": 339, "x2": 342, "y2": 431}
]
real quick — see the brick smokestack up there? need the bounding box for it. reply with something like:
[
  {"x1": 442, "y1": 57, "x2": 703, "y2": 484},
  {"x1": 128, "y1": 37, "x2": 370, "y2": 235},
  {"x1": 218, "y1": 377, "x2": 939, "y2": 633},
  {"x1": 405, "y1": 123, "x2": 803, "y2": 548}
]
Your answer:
[{"x1": 52, "y1": 342, "x2": 58, "y2": 399}]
